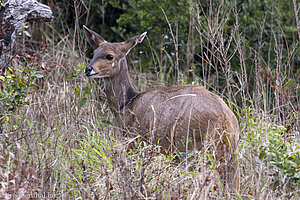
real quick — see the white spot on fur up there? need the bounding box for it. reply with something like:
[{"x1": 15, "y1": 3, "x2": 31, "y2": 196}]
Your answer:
[{"x1": 163, "y1": 94, "x2": 197, "y2": 103}]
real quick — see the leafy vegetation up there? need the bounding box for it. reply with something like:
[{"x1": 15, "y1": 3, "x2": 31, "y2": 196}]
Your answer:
[
  {"x1": 242, "y1": 109, "x2": 300, "y2": 191},
  {"x1": 0, "y1": 66, "x2": 43, "y2": 124}
]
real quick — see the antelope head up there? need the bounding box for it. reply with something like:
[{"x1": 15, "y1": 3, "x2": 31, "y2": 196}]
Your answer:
[{"x1": 83, "y1": 25, "x2": 147, "y2": 79}]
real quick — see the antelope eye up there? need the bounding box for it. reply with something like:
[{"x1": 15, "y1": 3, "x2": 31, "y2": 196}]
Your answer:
[{"x1": 106, "y1": 54, "x2": 114, "y2": 60}]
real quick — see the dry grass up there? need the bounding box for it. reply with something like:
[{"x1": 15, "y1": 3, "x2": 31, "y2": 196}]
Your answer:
[
  {"x1": 0, "y1": 37, "x2": 298, "y2": 199},
  {"x1": 0, "y1": 0, "x2": 299, "y2": 199},
  {"x1": 1, "y1": 68, "x2": 298, "y2": 199}
]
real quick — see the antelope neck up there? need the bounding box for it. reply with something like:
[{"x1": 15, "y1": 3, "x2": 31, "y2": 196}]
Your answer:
[{"x1": 104, "y1": 58, "x2": 138, "y2": 113}]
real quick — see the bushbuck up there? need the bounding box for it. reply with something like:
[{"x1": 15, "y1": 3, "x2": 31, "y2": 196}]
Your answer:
[{"x1": 83, "y1": 25, "x2": 239, "y2": 191}]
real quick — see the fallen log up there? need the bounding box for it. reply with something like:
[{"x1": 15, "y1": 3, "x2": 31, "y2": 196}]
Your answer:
[{"x1": 0, "y1": 0, "x2": 53, "y2": 71}]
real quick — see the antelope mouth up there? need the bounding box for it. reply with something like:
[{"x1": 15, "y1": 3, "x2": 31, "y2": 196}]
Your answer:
[
  {"x1": 85, "y1": 68, "x2": 102, "y2": 78},
  {"x1": 86, "y1": 73, "x2": 97, "y2": 76},
  {"x1": 86, "y1": 71, "x2": 101, "y2": 78},
  {"x1": 87, "y1": 72, "x2": 109, "y2": 79}
]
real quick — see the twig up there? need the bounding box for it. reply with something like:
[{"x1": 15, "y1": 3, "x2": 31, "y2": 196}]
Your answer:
[
  {"x1": 161, "y1": 7, "x2": 180, "y2": 84},
  {"x1": 292, "y1": 0, "x2": 300, "y2": 42}
]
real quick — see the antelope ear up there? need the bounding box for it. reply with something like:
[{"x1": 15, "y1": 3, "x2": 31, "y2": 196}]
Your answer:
[
  {"x1": 122, "y1": 31, "x2": 147, "y2": 54},
  {"x1": 135, "y1": 31, "x2": 147, "y2": 44},
  {"x1": 83, "y1": 25, "x2": 106, "y2": 49}
]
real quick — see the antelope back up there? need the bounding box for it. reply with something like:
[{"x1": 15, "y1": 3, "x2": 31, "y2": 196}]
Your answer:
[{"x1": 124, "y1": 85, "x2": 239, "y2": 152}]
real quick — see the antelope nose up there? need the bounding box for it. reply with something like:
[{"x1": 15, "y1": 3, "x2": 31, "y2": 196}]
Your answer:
[{"x1": 85, "y1": 66, "x2": 93, "y2": 75}]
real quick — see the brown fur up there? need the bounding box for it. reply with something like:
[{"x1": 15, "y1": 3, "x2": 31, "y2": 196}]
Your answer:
[{"x1": 83, "y1": 26, "x2": 240, "y2": 191}]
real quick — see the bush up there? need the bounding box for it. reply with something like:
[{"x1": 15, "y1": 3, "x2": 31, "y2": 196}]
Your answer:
[
  {"x1": 243, "y1": 109, "x2": 300, "y2": 191},
  {"x1": 0, "y1": 66, "x2": 43, "y2": 123}
]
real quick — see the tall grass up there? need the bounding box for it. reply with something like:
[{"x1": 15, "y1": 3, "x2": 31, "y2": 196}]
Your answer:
[{"x1": 0, "y1": 0, "x2": 299, "y2": 199}]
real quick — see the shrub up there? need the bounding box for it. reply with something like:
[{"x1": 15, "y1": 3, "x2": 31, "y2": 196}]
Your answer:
[
  {"x1": 243, "y1": 109, "x2": 300, "y2": 191},
  {"x1": 0, "y1": 66, "x2": 43, "y2": 123}
]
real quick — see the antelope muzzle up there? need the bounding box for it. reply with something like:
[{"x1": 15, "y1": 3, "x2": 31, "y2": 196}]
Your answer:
[{"x1": 85, "y1": 65, "x2": 93, "y2": 76}]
